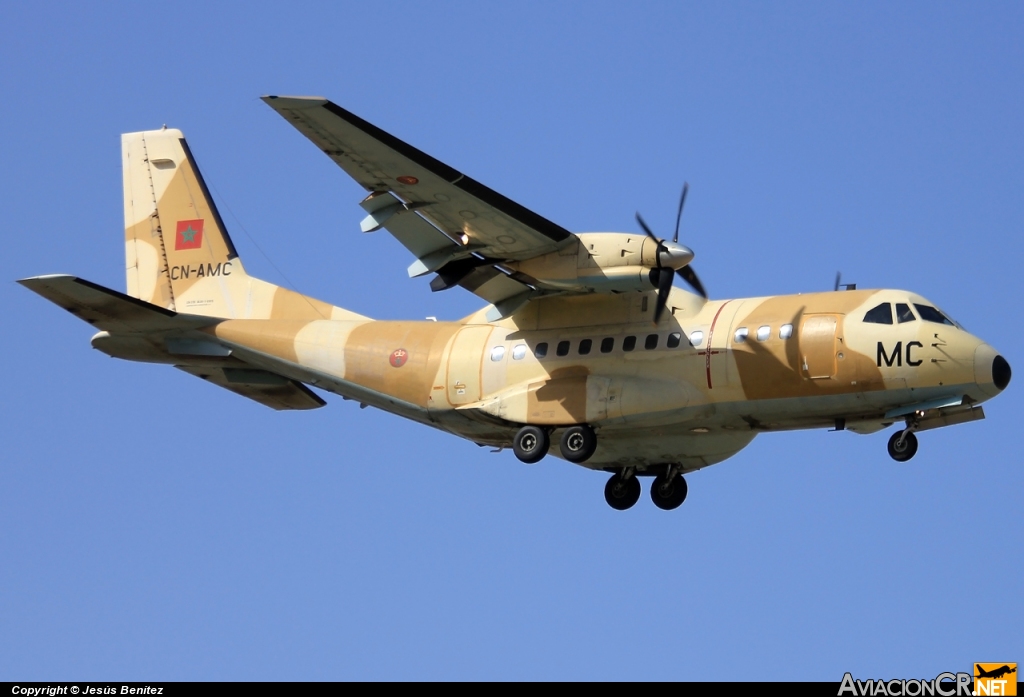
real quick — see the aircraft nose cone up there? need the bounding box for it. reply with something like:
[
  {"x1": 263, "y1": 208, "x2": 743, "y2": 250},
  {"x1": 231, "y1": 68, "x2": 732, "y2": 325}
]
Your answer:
[
  {"x1": 993, "y1": 354, "x2": 1011, "y2": 391},
  {"x1": 974, "y1": 344, "x2": 1011, "y2": 396},
  {"x1": 661, "y1": 241, "x2": 695, "y2": 270}
]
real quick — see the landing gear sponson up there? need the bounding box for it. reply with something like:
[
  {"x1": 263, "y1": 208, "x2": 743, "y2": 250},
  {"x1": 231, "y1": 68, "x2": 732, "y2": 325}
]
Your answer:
[{"x1": 512, "y1": 423, "x2": 598, "y2": 464}]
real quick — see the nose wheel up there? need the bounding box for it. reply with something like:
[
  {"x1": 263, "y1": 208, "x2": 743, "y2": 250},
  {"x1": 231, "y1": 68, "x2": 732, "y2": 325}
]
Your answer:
[
  {"x1": 604, "y1": 471, "x2": 641, "y2": 510},
  {"x1": 887, "y1": 430, "x2": 918, "y2": 462}
]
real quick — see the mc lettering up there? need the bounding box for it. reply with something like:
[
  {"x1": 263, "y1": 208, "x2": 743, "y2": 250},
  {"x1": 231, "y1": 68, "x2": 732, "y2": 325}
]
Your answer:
[{"x1": 877, "y1": 341, "x2": 902, "y2": 367}]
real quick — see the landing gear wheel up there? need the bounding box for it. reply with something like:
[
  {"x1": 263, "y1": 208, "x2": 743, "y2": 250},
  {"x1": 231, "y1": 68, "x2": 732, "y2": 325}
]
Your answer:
[
  {"x1": 887, "y1": 430, "x2": 918, "y2": 462},
  {"x1": 650, "y1": 473, "x2": 688, "y2": 510},
  {"x1": 513, "y1": 425, "x2": 549, "y2": 464},
  {"x1": 560, "y1": 424, "x2": 597, "y2": 463},
  {"x1": 604, "y1": 473, "x2": 641, "y2": 510}
]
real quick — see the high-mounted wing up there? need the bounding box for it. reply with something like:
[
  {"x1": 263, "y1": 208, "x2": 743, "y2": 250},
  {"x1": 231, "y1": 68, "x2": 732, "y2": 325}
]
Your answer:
[{"x1": 262, "y1": 96, "x2": 575, "y2": 316}]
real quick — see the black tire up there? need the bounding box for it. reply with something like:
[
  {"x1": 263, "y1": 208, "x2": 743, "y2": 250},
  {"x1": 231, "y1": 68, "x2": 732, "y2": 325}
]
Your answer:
[
  {"x1": 513, "y1": 425, "x2": 549, "y2": 464},
  {"x1": 650, "y1": 473, "x2": 688, "y2": 510},
  {"x1": 560, "y1": 424, "x2": 597, "y2": 463},
  {"x1": 887, "y1": 430, "x2": 919, "y2": 462},
  {"x1": 604, "y1": 473, "x2": 641, "y2": 510}
]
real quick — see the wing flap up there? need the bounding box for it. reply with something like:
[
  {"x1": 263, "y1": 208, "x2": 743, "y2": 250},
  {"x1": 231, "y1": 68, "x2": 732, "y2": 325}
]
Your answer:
[{"x1": 175, "y1": 365, "x2": 326, "y2": 411}]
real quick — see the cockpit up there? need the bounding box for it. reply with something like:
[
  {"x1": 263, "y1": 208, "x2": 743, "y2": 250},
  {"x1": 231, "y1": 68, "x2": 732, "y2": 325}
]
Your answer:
[{"x1": 862, "y1": 300, "x2": 960, "y2": 328}]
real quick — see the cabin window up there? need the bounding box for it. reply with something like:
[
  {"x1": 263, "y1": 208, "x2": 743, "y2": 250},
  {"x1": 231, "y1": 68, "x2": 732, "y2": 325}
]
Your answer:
[
  {"x1": 779, "y1": 324, "x2": 793, "y2": 339},
  {"x1": 914, "y1": 304, "x2": 955, "y2": 326},
  {"x1": 667, "y1": 332, "x2": 681, "y2": 348},
  {"x1": 645, "y1": 334, "x2": 659, "y2": 350},
  {"x1": 535, "y1": 342, "x2": 548, "y2": 358},
  {"x1": 579, "y1": 339, "x2": 593, "y2": 355},
  {"x1": 734, "y1": 327, "x2": 748, "y2": 343},
  {"x1": 756, "y1": 325, "x2": 771, "y2": 341},
  {"x1": 512, "y1": 344, "x2": 527, "y2": 360},
  {"x1": 623, "y1": 335, "x2": 637, "y2": 352},
  {"x1": 689, "y1": 330, "x2": 704, "y2": 347},
  {"x1": 556, "y1": 340, "x2": 570, "y2": 356},
  {"x1": 863, "y1": 303, "x2": 893, "y2": 325},
  {"x1": 601, "y1": 337, "x2": 614, "y2": 353},
  {"x1": 895, "y1": 303, "x2": 916, "y2": 323},
  {"x1": 490, "y1": 346, "x2": 505, "y2": 362}
]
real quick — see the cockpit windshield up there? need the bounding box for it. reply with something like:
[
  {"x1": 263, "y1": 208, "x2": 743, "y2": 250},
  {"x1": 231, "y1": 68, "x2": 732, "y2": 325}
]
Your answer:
[{"x1": 914, "y1": 304, "x2": 956, "y2": 327}]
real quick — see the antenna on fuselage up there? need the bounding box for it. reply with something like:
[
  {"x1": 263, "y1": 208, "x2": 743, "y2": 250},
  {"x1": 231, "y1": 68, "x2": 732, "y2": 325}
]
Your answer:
[{"x1": 834, "y1": 272, "x2": 857, "y2": 291}]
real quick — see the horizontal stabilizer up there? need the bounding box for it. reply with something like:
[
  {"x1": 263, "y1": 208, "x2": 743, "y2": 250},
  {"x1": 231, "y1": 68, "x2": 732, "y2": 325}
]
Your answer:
[
  {"x1": 18, "y1": 275, "x2": 214, "y2": 333},
  {"x1": 176, "y1": 366, "x2": 326, "y2": 411}
]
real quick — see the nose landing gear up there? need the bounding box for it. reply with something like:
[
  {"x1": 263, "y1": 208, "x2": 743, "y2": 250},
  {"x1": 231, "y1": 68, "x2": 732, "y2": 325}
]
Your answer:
[{"x1": 887, "y1": 429, "x2": 919, "y2": 462}]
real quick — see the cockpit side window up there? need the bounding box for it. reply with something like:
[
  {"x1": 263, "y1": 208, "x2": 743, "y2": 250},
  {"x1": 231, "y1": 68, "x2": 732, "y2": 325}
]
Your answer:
[
  {"x1": 895, "y1": 303, "x2": 916, "y2": 323},
  {"x1": 863, "y1": 303, "x2": 893, "y2": 325},
  {"x1": 914, "y1": 304, "x2": 955, "y2": 326}
]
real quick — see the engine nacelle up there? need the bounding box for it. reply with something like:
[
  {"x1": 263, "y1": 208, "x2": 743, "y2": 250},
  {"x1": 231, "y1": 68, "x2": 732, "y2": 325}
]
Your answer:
[{"x1": 505, "y1": 232, "x2": 692, "y2": 294}]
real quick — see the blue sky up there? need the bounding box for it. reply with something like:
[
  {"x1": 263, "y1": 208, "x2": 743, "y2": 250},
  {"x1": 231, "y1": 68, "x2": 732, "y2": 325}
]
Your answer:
[{"x1": 1, "y1": 1, "x2": 1021, "y2": 681}]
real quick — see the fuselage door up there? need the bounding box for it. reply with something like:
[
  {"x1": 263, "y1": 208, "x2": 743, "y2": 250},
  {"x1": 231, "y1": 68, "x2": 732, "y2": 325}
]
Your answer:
[
  {"x1": 800, "y1": 314, "x2": 839, "y2": 379},
  {"x1": 446, "y1": 325, "x2": 494, "y2": 405}
]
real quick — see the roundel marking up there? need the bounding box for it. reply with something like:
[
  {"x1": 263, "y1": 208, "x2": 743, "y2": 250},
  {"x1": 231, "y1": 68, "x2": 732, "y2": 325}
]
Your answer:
[{"x1": 390, "y1": 348, "x2": 409, "y2": 367}]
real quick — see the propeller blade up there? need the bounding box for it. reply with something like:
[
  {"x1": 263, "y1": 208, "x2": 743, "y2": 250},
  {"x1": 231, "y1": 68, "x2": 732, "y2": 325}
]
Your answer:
[
  {"x1": 636, "y1": 212, "x2": 657, "y2": 241},
  {"x1": 635, "y1": 212, "x2": 666, "y2": 267},
  {"x1": 676, "y1": 265, "x2": 708, "y2": 299},
  {"x1": 673, "y1": 182, "x2": 689, "y2": 244},
  {"x1": 654, "y1": 268, "x2": 674, "y2": 323}
]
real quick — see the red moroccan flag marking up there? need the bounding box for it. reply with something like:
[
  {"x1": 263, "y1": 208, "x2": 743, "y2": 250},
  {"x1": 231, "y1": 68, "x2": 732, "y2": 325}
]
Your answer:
[{"x1": 175, "y1": 219, "x2": 204, "y2": 250}]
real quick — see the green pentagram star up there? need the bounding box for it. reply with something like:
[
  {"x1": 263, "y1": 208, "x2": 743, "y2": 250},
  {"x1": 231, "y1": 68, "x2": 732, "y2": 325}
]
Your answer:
[{"x1": 181, "y1": 225, "x2": 197, "y2": 243}]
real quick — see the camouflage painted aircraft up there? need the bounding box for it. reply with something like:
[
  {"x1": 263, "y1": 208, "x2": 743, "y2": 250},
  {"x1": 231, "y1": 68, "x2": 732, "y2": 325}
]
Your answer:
[{"x1": 20, "y1": 96, "x2": 1012, "y2": 510}]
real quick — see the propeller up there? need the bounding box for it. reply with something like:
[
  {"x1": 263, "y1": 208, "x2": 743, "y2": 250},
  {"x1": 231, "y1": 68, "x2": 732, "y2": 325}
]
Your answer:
[{"x1": 635, "y1": 183, "x2": 707, "y2": 323}]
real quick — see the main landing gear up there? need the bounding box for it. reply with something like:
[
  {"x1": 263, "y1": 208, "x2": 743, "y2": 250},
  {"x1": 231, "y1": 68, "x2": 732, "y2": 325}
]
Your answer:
[
  {"x1": 604, "y1": 467, "x2": 689, "y2": 511},
  {"x1": 512, "y1": 423, "x2": 598, "y2": 464},
  {"x1": 605, "y1": 470, "x2": 641, "y2": 510},
  {"x1": 650, "y1": 466, "x2": 688, "y2": 510},
  {"x1": 512, "y1": 425, "x2": 549, "y2": 464}
]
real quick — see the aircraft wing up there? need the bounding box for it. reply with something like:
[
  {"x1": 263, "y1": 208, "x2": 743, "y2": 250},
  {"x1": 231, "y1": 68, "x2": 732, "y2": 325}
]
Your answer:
[{"x1": 262, "y1": 96, "x2": 575, "y2": 316}]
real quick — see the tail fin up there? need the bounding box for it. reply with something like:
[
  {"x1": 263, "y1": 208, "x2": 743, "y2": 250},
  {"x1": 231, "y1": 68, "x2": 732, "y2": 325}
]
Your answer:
[
  {"x1": 122, "y1": 128, "x2": 365, "y2": 321},
  {"x1": 123, "y1": 128, "x2": 245, "y2": 310}
]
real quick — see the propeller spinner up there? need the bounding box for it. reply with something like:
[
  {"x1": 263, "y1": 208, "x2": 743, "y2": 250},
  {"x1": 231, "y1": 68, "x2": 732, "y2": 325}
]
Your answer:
[{"x1": 635, "y1": 182, "x2": 708, "y2": 323}]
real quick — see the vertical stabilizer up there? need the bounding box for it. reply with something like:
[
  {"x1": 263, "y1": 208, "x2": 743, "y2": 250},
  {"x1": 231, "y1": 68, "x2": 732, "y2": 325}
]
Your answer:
[
  {"x1": 121, "y1": 127, "x2": 366, "y2": 322},
  {"x1": 122, "y1": 129, "x2": 246, "y2": 312}
]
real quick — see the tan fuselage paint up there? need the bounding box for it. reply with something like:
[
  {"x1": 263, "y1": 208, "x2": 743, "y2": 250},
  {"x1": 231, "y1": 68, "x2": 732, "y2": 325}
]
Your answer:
[{"x1": 200, "y1": 285, "x2": 995, "y2": 470}]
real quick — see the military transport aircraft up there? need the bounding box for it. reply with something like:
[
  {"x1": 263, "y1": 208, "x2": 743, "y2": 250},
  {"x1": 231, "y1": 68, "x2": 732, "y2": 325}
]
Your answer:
[{"x1": 19, "y1": 96, "x2": 1011, "y2": 510}]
